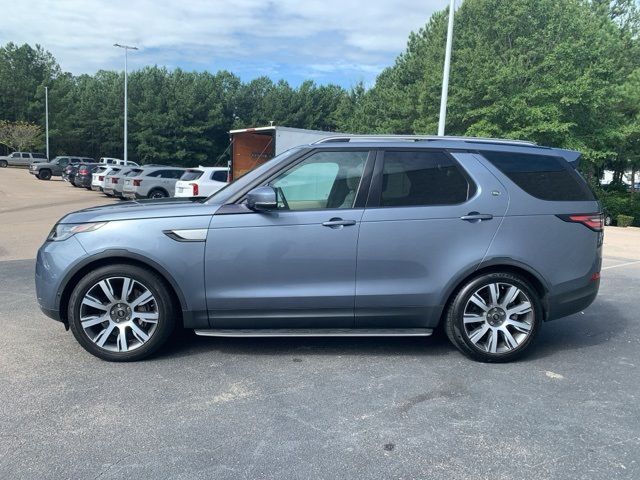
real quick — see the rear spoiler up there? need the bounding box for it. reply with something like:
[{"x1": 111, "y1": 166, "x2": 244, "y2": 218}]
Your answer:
[{"x1": 554, "y1": 148, "x2": 581, "y2": 169}]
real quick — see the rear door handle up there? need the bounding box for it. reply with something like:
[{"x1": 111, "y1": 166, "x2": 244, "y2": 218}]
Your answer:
[
  {"x1": 460, "y1": 212, "x2": 493, "y2": 222},
  {"x1": 322, "y1": 218, "x2": 357, "y2": 228}
]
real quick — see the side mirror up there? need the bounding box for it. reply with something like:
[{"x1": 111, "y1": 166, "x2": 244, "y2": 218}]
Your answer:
[{"x1": 246, "y1": 186, "x2": 277, "y2": 211}]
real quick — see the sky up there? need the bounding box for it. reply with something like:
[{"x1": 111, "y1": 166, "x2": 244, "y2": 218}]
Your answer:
[{"x1": 0, "y1": 0, "x2": 451, "y2": 87}]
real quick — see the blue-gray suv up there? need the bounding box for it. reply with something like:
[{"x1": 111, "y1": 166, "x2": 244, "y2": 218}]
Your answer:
[{"x1": 35, "y1": 136, "x2": 602, "y2": 362}]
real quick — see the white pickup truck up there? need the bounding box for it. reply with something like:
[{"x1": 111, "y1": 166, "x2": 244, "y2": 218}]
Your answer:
[{"x1": 0, "y1": 151, "x2": 48, "y2": 167}]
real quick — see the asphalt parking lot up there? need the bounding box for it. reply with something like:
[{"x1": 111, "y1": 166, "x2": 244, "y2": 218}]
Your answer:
[{"x1": 1, "y1": 168, "x2": 639, "y2": 479}]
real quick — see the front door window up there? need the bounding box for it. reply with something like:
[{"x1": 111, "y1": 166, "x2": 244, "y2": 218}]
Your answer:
[{"x1": 269, "y1": 151, "x2": 368, "y2": 211}]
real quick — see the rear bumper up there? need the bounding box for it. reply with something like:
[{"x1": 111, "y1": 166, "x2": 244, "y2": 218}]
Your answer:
[
  {"x1": 546, "y1": 276, "x2": 600, "y2": 321},
  {"x1": 91, "y1": 185, "x2": 102, "y2": 191}
]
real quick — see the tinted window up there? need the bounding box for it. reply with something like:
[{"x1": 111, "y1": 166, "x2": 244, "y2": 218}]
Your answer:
[
  {"x1": 33, "y1": 153, "x2": 47, "y2": 159},
  {"x1": 11, "y1": 153, "x2": 20, "y2": 158},
  {"x1": 270, "y1": 151, "x2": 368, "y2": 210},
  {"x1": 212, "y1": 170, "x2": 228, "y2": 182},
  {"x1": 482, "y1": 151, "x2": 595, "y2": 201},
  {"x1": 22, "y1": 153, "x2": 30, "y2": 158},
  {"x1": 380, "y1": 151, "x2": 473, "y2": 207},
  {"x1": 126, "y1": 169, "x2": 142, "y2": 177},
  {"x1": 181, "y1": 170, "x2": 203, "y2": 181}
]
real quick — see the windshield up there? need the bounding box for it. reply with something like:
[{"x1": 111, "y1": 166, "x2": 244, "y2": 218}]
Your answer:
[{"x1": 205, "y1": 147, "x2": 304, "y2": 204}]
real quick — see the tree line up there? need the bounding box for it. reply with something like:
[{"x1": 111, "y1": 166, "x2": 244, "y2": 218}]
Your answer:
[{"x1": 1, "y1": 0, "x2": 638, "y2": 188}]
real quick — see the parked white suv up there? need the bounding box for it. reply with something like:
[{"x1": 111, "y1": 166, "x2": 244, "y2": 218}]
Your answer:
[
  {"x1": 91, "y1": 166, "x2": 121, "y2": 191},
  {"x1": 122, "y1": 166, "x2": 186, "y2": 199},
  {"x1": 175, "y1": 167, "x2": 229, "y2": 198}
]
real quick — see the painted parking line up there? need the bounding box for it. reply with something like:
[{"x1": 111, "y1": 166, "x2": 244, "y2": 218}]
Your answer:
[{"x1": 602, "y1": 260, "x2": 640, "y2": 270}]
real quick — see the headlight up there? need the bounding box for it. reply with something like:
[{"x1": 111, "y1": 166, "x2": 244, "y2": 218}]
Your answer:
[{"x1": 47, "y1": 222, "x2": 107, "y2": 241}]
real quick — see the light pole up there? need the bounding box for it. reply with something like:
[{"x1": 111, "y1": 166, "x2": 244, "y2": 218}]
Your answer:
[
  {"x1": 113, "y1": 43, "x2": 138, "y2": 163},
  {"x1": 437, "y1": 0, "x2": 456, "y2": 136},
  {"x1": 45, "y1": 86, "x2": 50, "y2": 159}
]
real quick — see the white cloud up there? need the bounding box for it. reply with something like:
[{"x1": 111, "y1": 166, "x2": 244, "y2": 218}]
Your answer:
[{"x1": 0, "y1": 0, "x2": 450, "y2": 82}]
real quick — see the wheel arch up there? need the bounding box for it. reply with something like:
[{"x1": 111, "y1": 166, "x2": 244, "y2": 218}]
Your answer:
[
  {"x1": 57, "y1": 250, "x2": 187, "y2": 327},
  {"x1": 437, "y1": 258, "x2": 550, "y2": 326},
  {"x1": 148, "y1": 187, "x2": 169, "y2": 198}
]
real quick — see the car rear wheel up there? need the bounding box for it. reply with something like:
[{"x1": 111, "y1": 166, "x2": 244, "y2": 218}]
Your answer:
[
  {"x1": 68, "y1": 264, "x2": 177, "y2": 361},
  {"x1": 148, "y1": 188, "x2": 168, "y2": 199},
  {"x1": 0, "y1": 160, "x2": 7, "y2": 168},
  {"x1": 38, "y1": 169, "x2": 52, "y2": 180},
  {"x1": 444, "y1": 272, "x2": 542, "y2": 362}
]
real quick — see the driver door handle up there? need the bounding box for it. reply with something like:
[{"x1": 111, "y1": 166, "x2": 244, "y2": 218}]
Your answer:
[
  {"x1": 322, "y1": 218, "x2": 357, "y2": 228},
  {"x1": 460, "y1": 212, "x2": 493, "y2": 222}
]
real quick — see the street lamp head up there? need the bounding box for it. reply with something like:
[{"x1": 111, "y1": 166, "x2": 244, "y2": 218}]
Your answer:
[{"x1": 113, "y1": 43, "x2": 139, "y2": 50}]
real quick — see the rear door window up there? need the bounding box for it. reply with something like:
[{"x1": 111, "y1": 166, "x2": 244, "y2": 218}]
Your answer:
[
  {"x1": 481, "y1": 151, "x2": 595, "y2": 201},
  {"x1": 181, "y1": 170, "x2": 203, "y2": 181},
  {"x1": 212, "y1": 170, "x2": 228, "y2": 182},
  {"x1": 379, "y1": 150, "x2": 474, "y2": 207}
]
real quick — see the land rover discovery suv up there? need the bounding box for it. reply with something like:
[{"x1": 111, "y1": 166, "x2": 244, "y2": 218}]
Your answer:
[{"x1": 35, "y1": 136, "x2": 602, "y2": 362}]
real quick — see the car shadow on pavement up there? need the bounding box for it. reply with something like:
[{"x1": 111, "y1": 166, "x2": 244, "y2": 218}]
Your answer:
[
  {"x1": 161, "y1": 295, "x2": 626, "y2": 362},
  {"x1": 524, "y1": 296, "x2": 628, "y2": 361},
  {"x1": 162, "y1": 327, "x2": 456, "y2": 360}
]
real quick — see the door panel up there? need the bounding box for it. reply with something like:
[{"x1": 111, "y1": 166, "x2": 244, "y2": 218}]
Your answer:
[
  {"x1": 355, "y1": 151, "x2": 509, "y2": 328},
  {"x1": 205, "y1": 149, "x2": 372, "y2": 329}
]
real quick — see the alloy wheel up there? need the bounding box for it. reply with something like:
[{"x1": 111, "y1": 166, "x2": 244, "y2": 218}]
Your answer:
[
  {"x1": 79, "y1": 276, "x2": 159, "y2": 352},
  {"x1": 462, "y1": 282, "x2": 534, "y2": 354}
]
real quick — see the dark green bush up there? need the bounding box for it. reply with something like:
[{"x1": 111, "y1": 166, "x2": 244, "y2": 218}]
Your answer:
[{"x1": 617, "y1": 215, "x2": 634, "y2": 227}]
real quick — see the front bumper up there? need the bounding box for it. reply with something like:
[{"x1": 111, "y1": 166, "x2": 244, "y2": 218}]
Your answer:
[{"x1": 35, "y1": 236, "x2": 88, "y2": 324}]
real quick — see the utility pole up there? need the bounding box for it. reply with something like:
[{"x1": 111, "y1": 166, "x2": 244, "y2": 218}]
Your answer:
[
  {"x1": 45, "y1": 86, "x2": 49, "y2": 159},
  {"x1": 113, "y1": 43, "x2": 138, "y2": 163},
  {"x1": 437, "y1": 0, "x2": 456, "y2": 136}
]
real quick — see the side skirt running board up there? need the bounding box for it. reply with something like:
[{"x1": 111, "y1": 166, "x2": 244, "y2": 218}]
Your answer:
[{"x1": 193, "y1": 328, "x2": 433, "y2": 338}]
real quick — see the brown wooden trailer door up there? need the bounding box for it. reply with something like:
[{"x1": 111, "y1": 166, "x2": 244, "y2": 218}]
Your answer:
[{"x1": 230, "y1": 131, "x2": 275, "y2": 180}]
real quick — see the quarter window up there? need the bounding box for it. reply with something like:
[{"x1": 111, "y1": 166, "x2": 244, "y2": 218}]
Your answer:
[
  {"x1": 270, "y1": 151, "x2": 368, "y2": 210},
  {"x1": 481, "y1": 151, "x2": 595, "y2": 201},
  {"x1": 380, "y1": 151, "x2": 473, "y2": 207},
  {"x1": 212, "y1": 170, "x2": 228, "y2": 182}
]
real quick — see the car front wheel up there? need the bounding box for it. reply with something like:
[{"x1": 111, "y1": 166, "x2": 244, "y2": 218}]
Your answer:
[
  {"x1": 445, "y1": 272, "x2": 542, "y2": 362},
  {"x1": 37, "y1": 169, "x2": 52, "y2": 180},
  {"x1": 68, "y1": 264, "x2": 177, "y2": 361}
]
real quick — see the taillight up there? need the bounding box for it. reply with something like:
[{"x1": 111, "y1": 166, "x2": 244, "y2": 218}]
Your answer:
[
  {"x1": 79, "y1": 168, "x2": 87, "y2": 174},
  {"x1": 133, "y1": 179, "x2": 141, "y2": 187},
  {"x1": 111, "y1": 177, "x2": 119, "y2": 183},
  {"x1": 98, "y1": 175, "x2": 104, "y2": 181},
  {"x1": 191, "y1": 183, "x2": 199, "y2": 196},
  {"x1": 557, "y1": 213, "x2": 603, "y2": 232}
]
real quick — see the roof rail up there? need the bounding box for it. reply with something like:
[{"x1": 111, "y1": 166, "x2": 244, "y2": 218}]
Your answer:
[{"x1": 313, "y1": 134, "x2": 536, "y2": 147}]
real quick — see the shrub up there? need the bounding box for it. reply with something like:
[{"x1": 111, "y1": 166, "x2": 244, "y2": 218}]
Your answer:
[{"x1": 617, "y1": 215, "x2": 634, "y2": 227}]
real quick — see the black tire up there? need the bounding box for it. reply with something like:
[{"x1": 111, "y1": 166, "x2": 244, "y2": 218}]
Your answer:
[
  {"x1": 0, "y1": 160, "x2": 7, "y2": 168},
  {"x1": 68, "y1": 264, "x2": 177, "y2": 361},
  {"x1": 444, "y1": 272, "x2": 542, "y2": 363},
  {"x1": 148, "y1": 188, "x2": 168, "y2": 199},
  {"x1": 38, "y1": 169, "x2": 52, "y2": 180}
]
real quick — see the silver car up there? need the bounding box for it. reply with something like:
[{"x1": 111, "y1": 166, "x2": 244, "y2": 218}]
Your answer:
[
  {"x1": 122, "y1": 166, "x2": 186, "y2": 199},
  {"x1": 35, "y1": 136, "x2": 602, "y2": 362},
  {"x1": 0, "y1": 151, "x2": 48, "y2": 167}
]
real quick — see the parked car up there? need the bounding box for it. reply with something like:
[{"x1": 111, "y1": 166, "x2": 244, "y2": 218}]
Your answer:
[
  {"x1": 91, "y1": 166, "x2": 121, "y2": 192},
  {"x1": 0, "y1": 152, "x2": 48, "y2": 167},
  {"x1": 36, "y1": 136, "x2": 603, "y2": 362},
  {"x1": 73, "y1": 163, "x2": 100, "y2": 189},
  {"x1": 63, "y1": 164, "x2": 79, "y2": 185},
  {"x1": 103, "y1": 168, "x2": 129, "y2": 197},
  {"x1": 105, "y1": 168, "x2": 142, "y2": 198},
  {"x1": 175, "y1": 167, "x2": 229, "y2": 198},
  {"x1": 30, "y1": 156, "x2": 92, "y2": 180},
  {"x1": 99, "y1": 157, "x2": 139, "y2": 166},
  {"x1": 122, "y1": 166, "x2": 186, "y2": 199}
]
